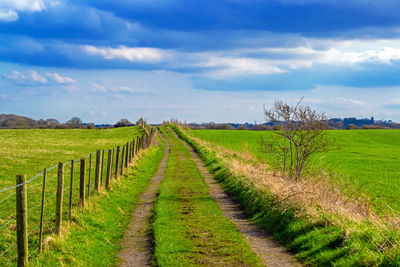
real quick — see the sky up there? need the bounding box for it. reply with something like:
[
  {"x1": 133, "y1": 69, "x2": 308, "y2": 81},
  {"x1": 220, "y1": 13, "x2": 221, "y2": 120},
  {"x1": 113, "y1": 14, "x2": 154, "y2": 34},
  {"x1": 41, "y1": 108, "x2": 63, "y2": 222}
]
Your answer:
[{"x1": 1, "y1": 0, "x2": 400, "y2": 124}]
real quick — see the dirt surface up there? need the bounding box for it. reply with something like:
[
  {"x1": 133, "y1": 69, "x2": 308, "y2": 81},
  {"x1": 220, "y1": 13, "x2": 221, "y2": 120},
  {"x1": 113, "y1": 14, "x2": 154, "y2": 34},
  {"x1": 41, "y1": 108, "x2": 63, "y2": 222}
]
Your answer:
[
  {"x1": 117, "y1": 134, "x2": 169, "y2": 267},
  {"x1": 175, "y1": 130, "x2": 301, "y2": 267}
]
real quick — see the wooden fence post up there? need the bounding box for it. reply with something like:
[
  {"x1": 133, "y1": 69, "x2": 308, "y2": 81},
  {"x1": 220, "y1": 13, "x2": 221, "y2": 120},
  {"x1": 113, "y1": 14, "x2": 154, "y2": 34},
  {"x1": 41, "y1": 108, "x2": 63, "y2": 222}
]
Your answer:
[
  {"x1": 120, "y1": 146, "x2": 125, "y2": 176},
  {"x1": 68, "y1": 160, "x2": 74, "y2": 220},
  {"x1": 135, "y1": 136, "x2": 139, "y2": 155},
  {"x1": 39, "y1": 168, "x2": 47, "y2": 253},
  {"x1": 100, "y1": 150, "x2": 105, "y2": 186},
  {"x1": 87, "y1": 154, "x2": 92, "y2": 198},
  {"x1": 80, "y1": 159, "x2": 85, "y2": 207},
  {"x1": 55, "y1": 162, "x2": 64, "y2": 235},
  {"x1": 128, "y1": 141, "x2": 132, "y2": 164},
  {"x1": 16, "y1": 174, "x2": 28, "y2": 267},
  {"x1": 132, "y1": 138, "x2": 136, "y2": 160},
  {"x1": 115, "y1": 146, "x2": 120, "y2": 179},
  {"x1": 95, "y1": 150, "x2": 101, "y2": 191},
  {"x1": 125, "y1": 143, "x2": 129, "y2": 169},
  {"x1": 106, "y1": 149, "x2": 112, "y2": 190}
]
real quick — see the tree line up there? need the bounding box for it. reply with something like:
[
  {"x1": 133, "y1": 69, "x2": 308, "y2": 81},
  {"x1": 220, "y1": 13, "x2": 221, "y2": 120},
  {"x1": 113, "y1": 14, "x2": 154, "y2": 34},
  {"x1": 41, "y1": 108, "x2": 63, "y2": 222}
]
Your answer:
[{"x1": 0, "y1": 114, "x2": 136, "y2": 129}]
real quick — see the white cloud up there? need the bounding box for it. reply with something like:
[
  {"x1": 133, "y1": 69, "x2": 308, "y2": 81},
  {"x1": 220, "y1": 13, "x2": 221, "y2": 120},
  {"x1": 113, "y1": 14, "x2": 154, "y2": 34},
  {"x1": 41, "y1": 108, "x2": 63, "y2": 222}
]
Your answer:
[
  {"x1": 92, "y1": 83, "x2": 107, "y2": 92},
  {"x1": 0, "y1": 0, "x2": 59, "y2": 22},
  {"x1": 4, "y1": 70, "x2": 76, "y2": 86},
  {"x1": 334, "y1": 97, "x2": 365, "y2": 106},
  {"x1": 199, "y1": 56, "x2": 287, "y2": 77},
  {"x1": 45, "y1": 72, "x2": 76, "y2": 84},
  {"x1": 91, "y1": 83, "x2": 155, "y2": 94},
  {"x1": 0, "y1": 8, "x2": 18, "y2": 22},
  {"x1": 83, "y1": 45, "x2": 166, "y2": 63},
  {"x1": 0, "y1": 0, "x2": 47, "y2": 13},
  {"x1": 79, "y1": 38, "x2": 400, "y2": 78}
]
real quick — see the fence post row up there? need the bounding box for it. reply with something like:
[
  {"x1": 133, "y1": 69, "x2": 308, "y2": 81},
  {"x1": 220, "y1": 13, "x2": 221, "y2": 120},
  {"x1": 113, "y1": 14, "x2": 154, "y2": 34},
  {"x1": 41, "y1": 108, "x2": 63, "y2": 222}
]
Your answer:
[
  {"x1": 68, "y1": 160, "x2": 74, "y2": 220},
  {"x1": 16, "y1": 174, "x2": 28, "y2": 267},
  {"x1": 12, "y1": 130, "x2": 154, "y2": 266},
  {"x1": 95, "y1": 150, "x2": 101, "y2": 191},
  {"x1": 115, "y1": 146, "x2": 120, "y2": 179},
  {"x1": 39, "y1": 168, "x2": 47, "y2": 253},
  {"x1": 80, "y1": 158, "x2": 86, "y2": 207},
  {"x1": 55, "y1": 162, "x2": 64, "y2": 235}
]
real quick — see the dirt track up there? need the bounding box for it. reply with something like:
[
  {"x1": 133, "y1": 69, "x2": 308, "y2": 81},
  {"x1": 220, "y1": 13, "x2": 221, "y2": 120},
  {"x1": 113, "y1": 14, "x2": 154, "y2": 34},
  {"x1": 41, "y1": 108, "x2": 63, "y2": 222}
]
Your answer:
[
  {"x1": 174, "y1": 130, "x2": 300, "y2": 267},
  {"x1": 117, "y1": 134, "x2": 169, "y2": 266},
  {"x1": 118, "y1": 129, "x2": 299, "y2": 266}
]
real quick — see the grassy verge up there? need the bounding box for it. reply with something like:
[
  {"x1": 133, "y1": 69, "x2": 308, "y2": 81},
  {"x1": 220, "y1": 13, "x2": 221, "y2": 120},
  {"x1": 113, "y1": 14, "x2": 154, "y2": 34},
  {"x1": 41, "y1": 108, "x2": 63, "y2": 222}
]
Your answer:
[
  {"x1": 172, "y1": 125, "x2": 400, "y2": 266},
  {"x1": 27, "y1": 137, "x2": 165, "y2": 266},
  {"x1": 152, "y1": 126, "x2": 263, "y2": 266}
]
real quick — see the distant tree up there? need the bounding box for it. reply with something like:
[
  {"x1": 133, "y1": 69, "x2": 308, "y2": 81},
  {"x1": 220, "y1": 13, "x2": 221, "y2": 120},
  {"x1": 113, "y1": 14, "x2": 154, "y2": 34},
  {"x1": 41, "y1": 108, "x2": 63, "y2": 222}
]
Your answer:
[
  {"x1": 136, "y1": 117, "x2": 148, "y2": 127},
  {"x1": 86, "y1": 123, "x2": 95, "y2": 129},
  {"x1": 66, "y1": 117, "x2": 83, "y2": 128},
  {"x1": 115, "y1": 118, "x2": 132, "y2": 127},
  {"x1": 215, "y1": 123, "x2": 235, "y2": 130},
  {"x1": 46, "y1": 118, "x2": 59, "y2": 126},
  {"x1": 238, "y1": 125, "x2": 249, "y2": 130},
  {"x1": 346, "y1": 124, "x2": 359, "y2": 130},
  {"x1": 252, "y1": 124, "x2": 271, "y2": 131},
  {"x1": 262, "y1": 99, "x2": 337, "y2": 179},
  {"x1": 36, "y1": 119, "x2": 48, "y2": 128}
]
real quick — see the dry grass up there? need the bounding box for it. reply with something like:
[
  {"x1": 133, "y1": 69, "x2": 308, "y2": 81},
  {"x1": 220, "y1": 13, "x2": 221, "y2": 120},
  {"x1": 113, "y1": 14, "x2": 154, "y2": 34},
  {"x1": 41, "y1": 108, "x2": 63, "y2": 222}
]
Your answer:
[{"x1": 191, "y1": 136, "x2": 400, "y2": 229}]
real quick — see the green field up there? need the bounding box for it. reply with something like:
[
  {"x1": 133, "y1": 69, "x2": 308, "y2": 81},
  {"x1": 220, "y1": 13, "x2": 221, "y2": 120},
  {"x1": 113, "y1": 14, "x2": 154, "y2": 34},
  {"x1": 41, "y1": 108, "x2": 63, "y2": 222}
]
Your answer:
[
  {"x1": 0, "y1": 127, "x2": 143, "y2": 264},
  {"x1": 190, "y1": 129, "x2": 400, "y2": 211}
]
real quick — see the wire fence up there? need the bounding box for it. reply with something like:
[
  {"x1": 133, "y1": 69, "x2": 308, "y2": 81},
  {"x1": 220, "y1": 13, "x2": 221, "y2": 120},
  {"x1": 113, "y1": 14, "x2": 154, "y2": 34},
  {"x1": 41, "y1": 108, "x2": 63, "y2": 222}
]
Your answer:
[{"x1": 0, "y1": 125, "x2": 156, "y2": 266}]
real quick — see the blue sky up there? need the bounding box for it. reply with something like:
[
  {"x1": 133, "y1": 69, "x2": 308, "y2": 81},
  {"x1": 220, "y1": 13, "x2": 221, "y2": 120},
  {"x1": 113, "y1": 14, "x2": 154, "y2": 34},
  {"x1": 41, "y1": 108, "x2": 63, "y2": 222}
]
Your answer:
[{"x1": 1, "y1": 0, "x2": 400, "y2": 123}]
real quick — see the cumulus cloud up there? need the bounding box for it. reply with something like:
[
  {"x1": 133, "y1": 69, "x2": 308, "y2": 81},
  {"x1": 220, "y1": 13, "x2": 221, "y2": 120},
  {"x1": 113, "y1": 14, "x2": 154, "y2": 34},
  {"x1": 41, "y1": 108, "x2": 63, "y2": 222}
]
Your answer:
[
  {"x1": 0, "y1": 0, "x2": 59, "y2": 22},
  {"x1": 3, "y1": 70, "x2": 76, "y2": 86},
  {"x1": 45, "y1": 72, "x2": 76, "y2": 84},
  {"x1": 0, "y1": 0, "x2": 55, "y2": 13},
  {"x1": 82, "y1": 45, "x2": 166, "y2": 63},
  {"x1": 0, "y1": 8, "x2": 18, "y2": 22}
]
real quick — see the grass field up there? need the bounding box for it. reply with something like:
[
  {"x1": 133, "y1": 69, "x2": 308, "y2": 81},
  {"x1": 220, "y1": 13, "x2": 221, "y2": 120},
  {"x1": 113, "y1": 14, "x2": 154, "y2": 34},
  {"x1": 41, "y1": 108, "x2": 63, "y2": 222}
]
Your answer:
[
  {"x1": 0, "y1": 127, "x2": 143, "y2": 264},
  {"x1": 190, "y1": 129, "x2": 400, "y2": 211}
]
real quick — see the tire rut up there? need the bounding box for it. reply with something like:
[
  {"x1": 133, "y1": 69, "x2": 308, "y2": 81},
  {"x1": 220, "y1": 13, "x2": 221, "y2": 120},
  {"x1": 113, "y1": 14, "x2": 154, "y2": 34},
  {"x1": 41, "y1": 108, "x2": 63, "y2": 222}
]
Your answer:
[
  {"x1": 117, "y1": 133, "x2": 169, "y2": 267},
  {"x1": 172, "y1": 129, "x2": 301, "y2": 267}
]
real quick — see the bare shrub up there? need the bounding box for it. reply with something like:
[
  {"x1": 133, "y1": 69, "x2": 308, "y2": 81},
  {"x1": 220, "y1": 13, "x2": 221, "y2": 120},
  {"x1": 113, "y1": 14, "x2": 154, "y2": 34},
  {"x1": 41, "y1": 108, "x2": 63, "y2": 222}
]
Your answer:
[{"x1": 262, "y1": 99, "x2": 337, "y2": 179}]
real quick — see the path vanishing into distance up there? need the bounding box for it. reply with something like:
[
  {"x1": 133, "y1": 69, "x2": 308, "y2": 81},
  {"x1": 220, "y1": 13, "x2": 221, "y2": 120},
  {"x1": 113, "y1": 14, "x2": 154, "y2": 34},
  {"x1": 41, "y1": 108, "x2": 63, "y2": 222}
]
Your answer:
[{"x1": 118, "y1": 126, "x2": 299, "y2": 266}]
